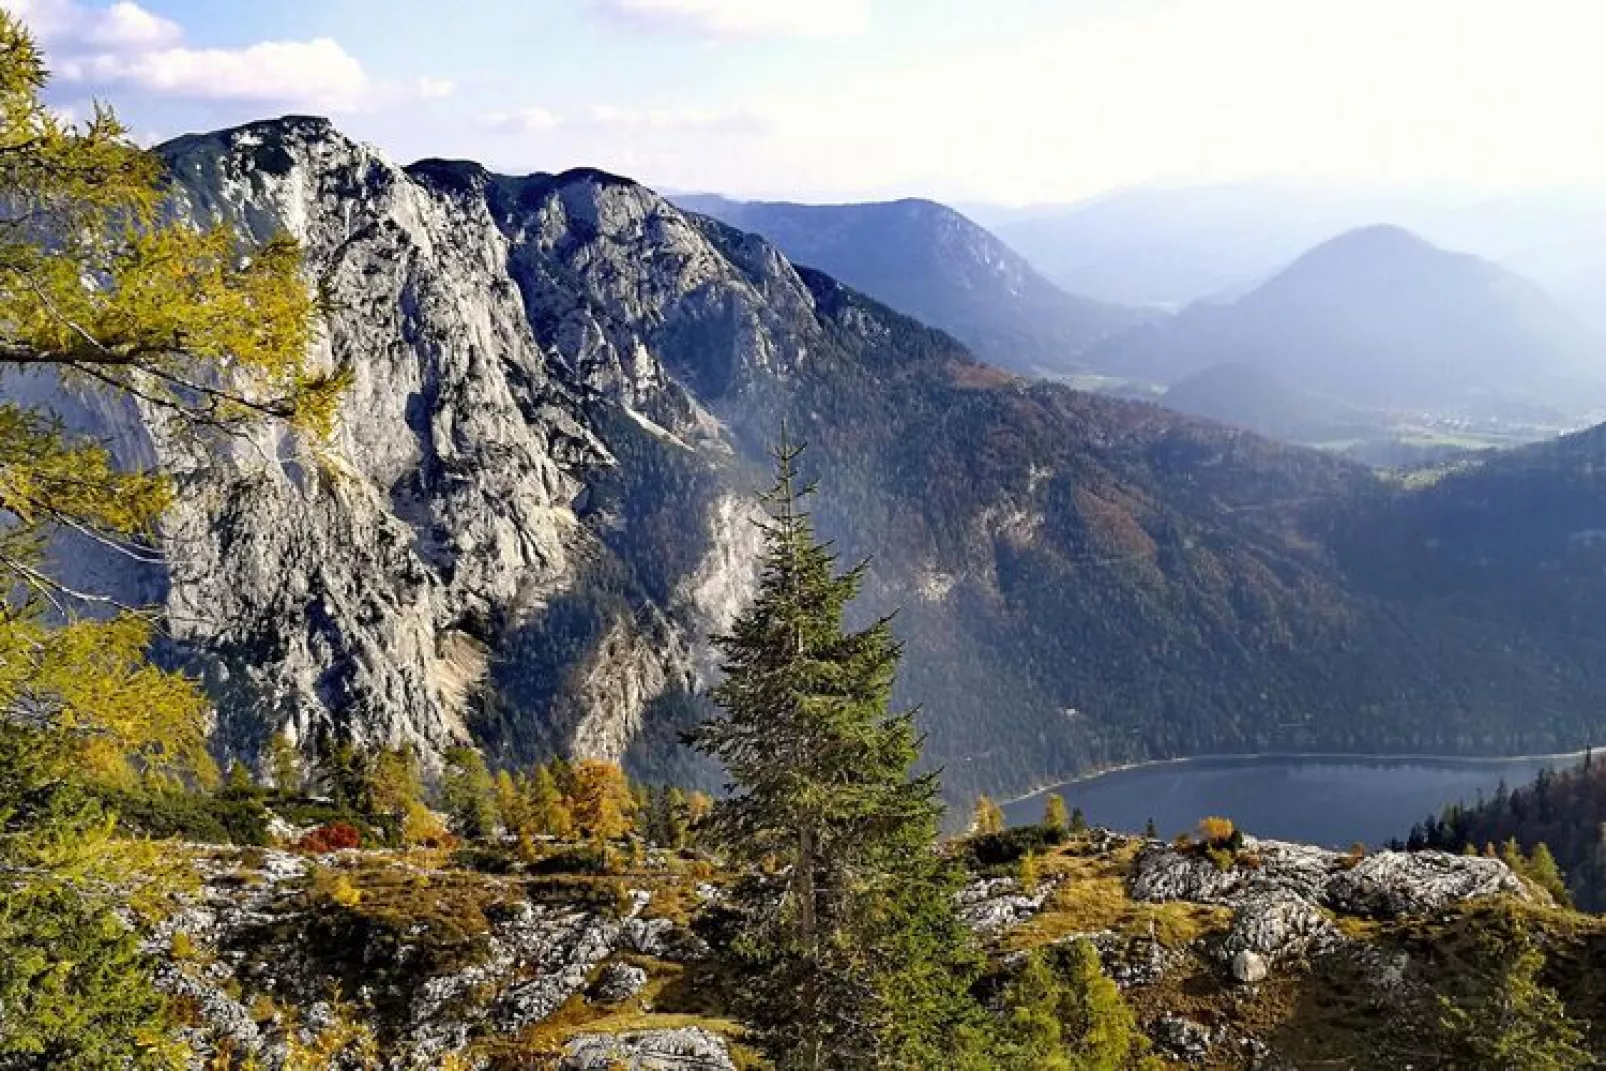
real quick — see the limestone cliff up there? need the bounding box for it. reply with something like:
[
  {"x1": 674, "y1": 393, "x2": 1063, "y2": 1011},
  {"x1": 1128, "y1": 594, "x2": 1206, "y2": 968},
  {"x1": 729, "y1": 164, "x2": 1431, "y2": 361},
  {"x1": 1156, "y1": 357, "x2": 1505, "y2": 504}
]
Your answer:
[{"x1": 28, "y1": 115, "x2": 1606, "y2": 800}]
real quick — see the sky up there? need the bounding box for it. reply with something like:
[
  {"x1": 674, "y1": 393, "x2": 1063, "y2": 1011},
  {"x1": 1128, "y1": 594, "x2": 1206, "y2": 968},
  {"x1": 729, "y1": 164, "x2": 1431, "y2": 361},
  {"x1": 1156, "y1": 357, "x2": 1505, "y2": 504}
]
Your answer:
[{"x1": 13, "y1": 0, "x2": 1606, "y2": 205}]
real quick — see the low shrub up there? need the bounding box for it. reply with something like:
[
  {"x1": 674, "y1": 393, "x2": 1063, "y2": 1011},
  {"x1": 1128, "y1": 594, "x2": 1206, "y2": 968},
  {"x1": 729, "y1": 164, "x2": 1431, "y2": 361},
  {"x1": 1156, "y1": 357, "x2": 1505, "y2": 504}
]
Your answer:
[
  {"x1": 1196, "y1": 816, "x2": 1237, "y2": 848},
  {"x1": 530, "y1": 844, "x2": 614, "y2": 875},
  {"x1": 169, "y1": 930, "x2": 197, "y2": 960},
  {"x1": 94, "y1": 785, "x2": 270, "y2": 846},
  {"x1": 308, "y1": 866, "x2": 363, "y2": 909},
  {"x1": 297, "y1": 822, "x2": 362, "y2": 854},
  {"x1": 963, "y1": 823, "x2": 1068, "y2": 870},
  {"x1": 451, "y1": 844, "x2": 520, "y2": 874}
]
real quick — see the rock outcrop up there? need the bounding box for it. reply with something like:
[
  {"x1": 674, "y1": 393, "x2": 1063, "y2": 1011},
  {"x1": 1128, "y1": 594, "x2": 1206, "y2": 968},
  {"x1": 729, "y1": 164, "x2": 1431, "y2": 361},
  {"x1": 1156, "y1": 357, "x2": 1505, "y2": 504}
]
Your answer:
[
  {"x1": 150, "y1": 846, "x2": 716, "y2": 1069},
  {"x1": 1324, "y1": 849, "x2": 1531, "y2": 918},
  {"x1": 956, "y1": 874, "x2": 1062, "y2": 932},
  {"x1": 135, "y1": 827, "x2": 1601, "y2": 1070},
  {"x1": 561, "y1": 1027, "x2": 736, "y2": 1071},
  {"x1": 1218, "y1": 891, "x2": 1341, "y2": 965},
  {"x1": 1129, "y1": 837, "x2": 1529, "y2": 919}
]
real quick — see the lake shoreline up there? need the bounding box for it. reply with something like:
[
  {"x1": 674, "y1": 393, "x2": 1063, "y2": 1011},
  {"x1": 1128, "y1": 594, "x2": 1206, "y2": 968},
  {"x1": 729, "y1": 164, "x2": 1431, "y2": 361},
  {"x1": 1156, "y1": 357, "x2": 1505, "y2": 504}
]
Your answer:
[{"x1": 1003, "y1": 744, "x2": 1603, "y2": 810}]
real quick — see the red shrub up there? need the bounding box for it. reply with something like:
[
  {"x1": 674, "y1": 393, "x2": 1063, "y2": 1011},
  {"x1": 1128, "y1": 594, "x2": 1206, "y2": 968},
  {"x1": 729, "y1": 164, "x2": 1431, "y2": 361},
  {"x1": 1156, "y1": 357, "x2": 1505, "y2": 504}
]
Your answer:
[{"x1": 296, "y1": 821, "x2": 361, "y2": 854}]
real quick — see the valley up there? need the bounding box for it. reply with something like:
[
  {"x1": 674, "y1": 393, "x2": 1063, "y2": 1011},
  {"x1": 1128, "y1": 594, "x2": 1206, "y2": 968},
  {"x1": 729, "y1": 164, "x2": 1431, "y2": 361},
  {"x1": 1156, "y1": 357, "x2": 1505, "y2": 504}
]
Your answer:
[{"x1": 17, "y1": 116, "x2": 1600, "y2": 810}]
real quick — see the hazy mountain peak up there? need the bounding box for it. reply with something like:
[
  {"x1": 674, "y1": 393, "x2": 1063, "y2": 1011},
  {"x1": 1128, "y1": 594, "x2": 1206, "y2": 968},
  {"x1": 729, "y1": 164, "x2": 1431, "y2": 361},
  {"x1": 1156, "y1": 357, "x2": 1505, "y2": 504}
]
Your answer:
[
  {"x1": 1089, "y1": 220, "x2": 1606, "y2": 420},
  {"x1": 1299, "y1": 222, "x2": 1439, "y2": 259},
  {"x1": 672, "y1": 191, "x2": 1149, "y2": 376}
]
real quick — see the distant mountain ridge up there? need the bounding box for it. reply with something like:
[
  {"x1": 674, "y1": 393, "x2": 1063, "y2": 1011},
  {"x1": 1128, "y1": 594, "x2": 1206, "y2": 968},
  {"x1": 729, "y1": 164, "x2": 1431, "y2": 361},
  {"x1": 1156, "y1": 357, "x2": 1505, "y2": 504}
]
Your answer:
[
  {"x1": 974, "y1": 181, "x2": 1606, "y2": 332},
  {"x1": 1086, "y1": 224, "x2": 1606, "y2": 418},
  {"x1": 976, "y1": 183, "x2": 1452, "y2": 308},
  {"x1": 672, "y1": 192, "x2": 1148, "y2": 377}
]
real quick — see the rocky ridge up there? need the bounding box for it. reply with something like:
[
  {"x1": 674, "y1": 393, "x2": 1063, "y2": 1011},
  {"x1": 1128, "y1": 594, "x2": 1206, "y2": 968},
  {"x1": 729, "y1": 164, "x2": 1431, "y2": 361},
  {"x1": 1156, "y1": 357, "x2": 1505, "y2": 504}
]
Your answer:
[
  {"x1": 670, "y1": 192, "x2": 1148, "y2": 377},
  {"x1": 141, "y1": 828, "x2": 1597, "y2": 1070}
]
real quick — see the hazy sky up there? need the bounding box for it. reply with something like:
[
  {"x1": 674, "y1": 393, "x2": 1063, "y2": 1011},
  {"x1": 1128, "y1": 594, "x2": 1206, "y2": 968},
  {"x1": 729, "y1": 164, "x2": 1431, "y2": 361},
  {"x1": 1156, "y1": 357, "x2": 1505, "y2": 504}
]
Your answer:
[{"x1": 14, "y1": 0, "x2": 1606, "y2": 204}]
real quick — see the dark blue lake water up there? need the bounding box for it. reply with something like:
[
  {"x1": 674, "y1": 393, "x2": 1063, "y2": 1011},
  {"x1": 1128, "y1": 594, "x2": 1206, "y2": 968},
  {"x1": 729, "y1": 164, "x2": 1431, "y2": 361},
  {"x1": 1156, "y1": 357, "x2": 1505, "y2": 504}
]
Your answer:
[{"x1": 1002, "y1": 754, "x2": 1584, "y2": 848}]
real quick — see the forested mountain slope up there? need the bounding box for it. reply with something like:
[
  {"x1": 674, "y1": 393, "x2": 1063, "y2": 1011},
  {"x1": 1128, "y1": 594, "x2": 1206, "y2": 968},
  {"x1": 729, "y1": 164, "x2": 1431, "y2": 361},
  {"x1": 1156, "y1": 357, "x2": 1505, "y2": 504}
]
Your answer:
[
  {"x1": 673, "y1": 192, "x2": 1146, "y2": 376},
  {"x1": 24, "y1": 116, "x2": 1606, "y2": 804}
]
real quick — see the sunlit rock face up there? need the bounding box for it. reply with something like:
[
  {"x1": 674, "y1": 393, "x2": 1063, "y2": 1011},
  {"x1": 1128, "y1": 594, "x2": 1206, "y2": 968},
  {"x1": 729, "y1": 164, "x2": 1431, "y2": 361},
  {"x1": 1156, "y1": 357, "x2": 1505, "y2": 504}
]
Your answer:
[
  {"x1": 30, "y1": 115, "x2": 1606, "y2": 803},
  {"x1": 45, "y1": 117, "x2": 788, "y2": 774}
]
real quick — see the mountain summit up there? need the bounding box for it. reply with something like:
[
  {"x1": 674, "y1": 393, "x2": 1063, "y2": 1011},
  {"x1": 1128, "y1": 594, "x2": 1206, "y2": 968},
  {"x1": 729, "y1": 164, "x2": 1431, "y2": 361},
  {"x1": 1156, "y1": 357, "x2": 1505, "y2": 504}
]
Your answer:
[
  {"x1": 673, "y1": 193, "x2": 1146, "y2": 377},
  {"x1": 1088, "y1": 223, "x2": 1606, "y2": 415}
]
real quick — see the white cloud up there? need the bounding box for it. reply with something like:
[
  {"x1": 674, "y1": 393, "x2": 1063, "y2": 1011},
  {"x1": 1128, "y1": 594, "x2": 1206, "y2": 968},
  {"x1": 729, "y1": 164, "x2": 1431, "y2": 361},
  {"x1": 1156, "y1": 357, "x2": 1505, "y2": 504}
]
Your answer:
[
  {"x1": 16, "y1": 0, "x2": 435, "y2": 112},
  {"x1": 81, "y1": 1, "x2": 180, "y2": 49},
  {"x1": 589, "y1": 0, "x2": 868, "y2": 39},
  {"x1": 59, "y1": 37, "x2": 375, "y2": 109},
  {"x1": 10, "y1": 0, "x2": 179, "y2": 50},
  {"x1": 481, "y1": 107, "x2": 564, "y2": 132}
]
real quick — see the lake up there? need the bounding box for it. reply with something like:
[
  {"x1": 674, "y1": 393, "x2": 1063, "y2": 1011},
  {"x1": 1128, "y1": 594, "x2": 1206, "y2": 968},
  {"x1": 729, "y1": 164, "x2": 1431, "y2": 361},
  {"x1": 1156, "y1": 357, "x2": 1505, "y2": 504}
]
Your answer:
[{"x1": 1003, "y1": 753, "x2": 1588, "y2": 848}]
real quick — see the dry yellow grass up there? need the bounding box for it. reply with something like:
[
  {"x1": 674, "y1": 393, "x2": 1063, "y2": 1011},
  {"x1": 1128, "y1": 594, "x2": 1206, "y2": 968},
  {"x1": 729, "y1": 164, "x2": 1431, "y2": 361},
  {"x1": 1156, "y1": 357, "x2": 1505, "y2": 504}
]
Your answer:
[{"x1": 1003, "y1": 840, "x2": 1232, "y2": 954}]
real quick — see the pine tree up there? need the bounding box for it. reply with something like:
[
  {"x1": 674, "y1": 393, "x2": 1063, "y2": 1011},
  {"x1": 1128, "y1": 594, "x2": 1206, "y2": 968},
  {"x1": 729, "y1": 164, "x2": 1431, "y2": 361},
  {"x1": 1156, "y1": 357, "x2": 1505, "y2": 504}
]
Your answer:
[
  {"x1": 1043, "y1": 794, "x2": 1070, "y2": 834},
  {"x1": 973, "y1": 794, "x2": 1006, "y2": 835},
  {"x1": 1501, "y1": 837, "x2": 1525, "y2": 875},
  {"x1": 366, "y1": 747, "x2": 424, "y2": 844},
  {"x1": 639, "y1": 785, "x2": 667, "y2": 846},
  {"x1": 1019, "y1": 851, "x2": 1041, "y2": 895},
  {"x1": 690, "y1": 431, "x2": 987, "y2": 1070},
  {"x1": 993, "y1": 943, "x2": 1157, "y2": 1071},
  {"x1": 526, "y1": 762, "x2": 575, "y2": 839},
  {"x1": 1527, "y1": 843, "x2": 1569, "y2": 905},
  {"x1": 440, "y1": 746, "x2": 498, "y2": 841},
  {"x1": 0, "y1": 877, "x2": 182, "y2": 1068},
  {"x1": 1584, "y1": 825, "x2": 1606, "y2": 906},
  {"x1": 632, "y1": 781, "x2": 651, "y2": 829},
  {"x1": 994, "y1": 951, "x2": 1074, "y2": 1070},
  {"x1": 223, "y1": 759, "x2": 257, "y2": 797},
  {"x1": 1144, "y1": 817, "x2": 1159, "y2": 839},
  {"x1": 494, "y1": 769, "x2": 529, "y2": 840},
  {"x1": 686, "y1": 789, "x2": 714, "y2": 827},
  {"x1": 1061, "y1": 939, "x2": 1156, "y2": 1070},
  {"x1": 566, "y1": 759, "x2": 636, "y2": 843},
  {"x1": 267, "y1": 729, "x2": 302, "y2": 794},
  {"x1": 663, "y1": 786, "x2": 691, "y2": 850},
  {"x1": 1070, "y1": 807, "x2": 1089, "y2": 834},
  {"x1": 313, "y1": 736, "x2": 370, "y2": 813}
]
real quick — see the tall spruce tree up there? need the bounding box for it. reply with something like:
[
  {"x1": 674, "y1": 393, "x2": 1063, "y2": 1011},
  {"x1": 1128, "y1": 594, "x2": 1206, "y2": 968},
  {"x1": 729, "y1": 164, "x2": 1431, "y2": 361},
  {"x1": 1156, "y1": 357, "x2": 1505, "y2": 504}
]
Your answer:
[
  {"x1": 440, "y1": 746, "x2": 498, "y2": 840},
  {"x1": 691, "y1": 431, "x2": 987, "y2": 1070}
]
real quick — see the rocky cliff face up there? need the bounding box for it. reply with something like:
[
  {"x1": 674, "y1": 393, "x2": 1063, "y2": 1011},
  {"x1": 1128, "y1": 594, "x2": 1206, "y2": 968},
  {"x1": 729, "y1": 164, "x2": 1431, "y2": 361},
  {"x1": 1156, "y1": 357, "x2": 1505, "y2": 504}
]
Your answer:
[
  {"x1": 53, "y1": 117, "x2": 765, "y2": 771},
  {"x1": 29, "y1": 115, "x2": 1606, "y2": 800}
]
